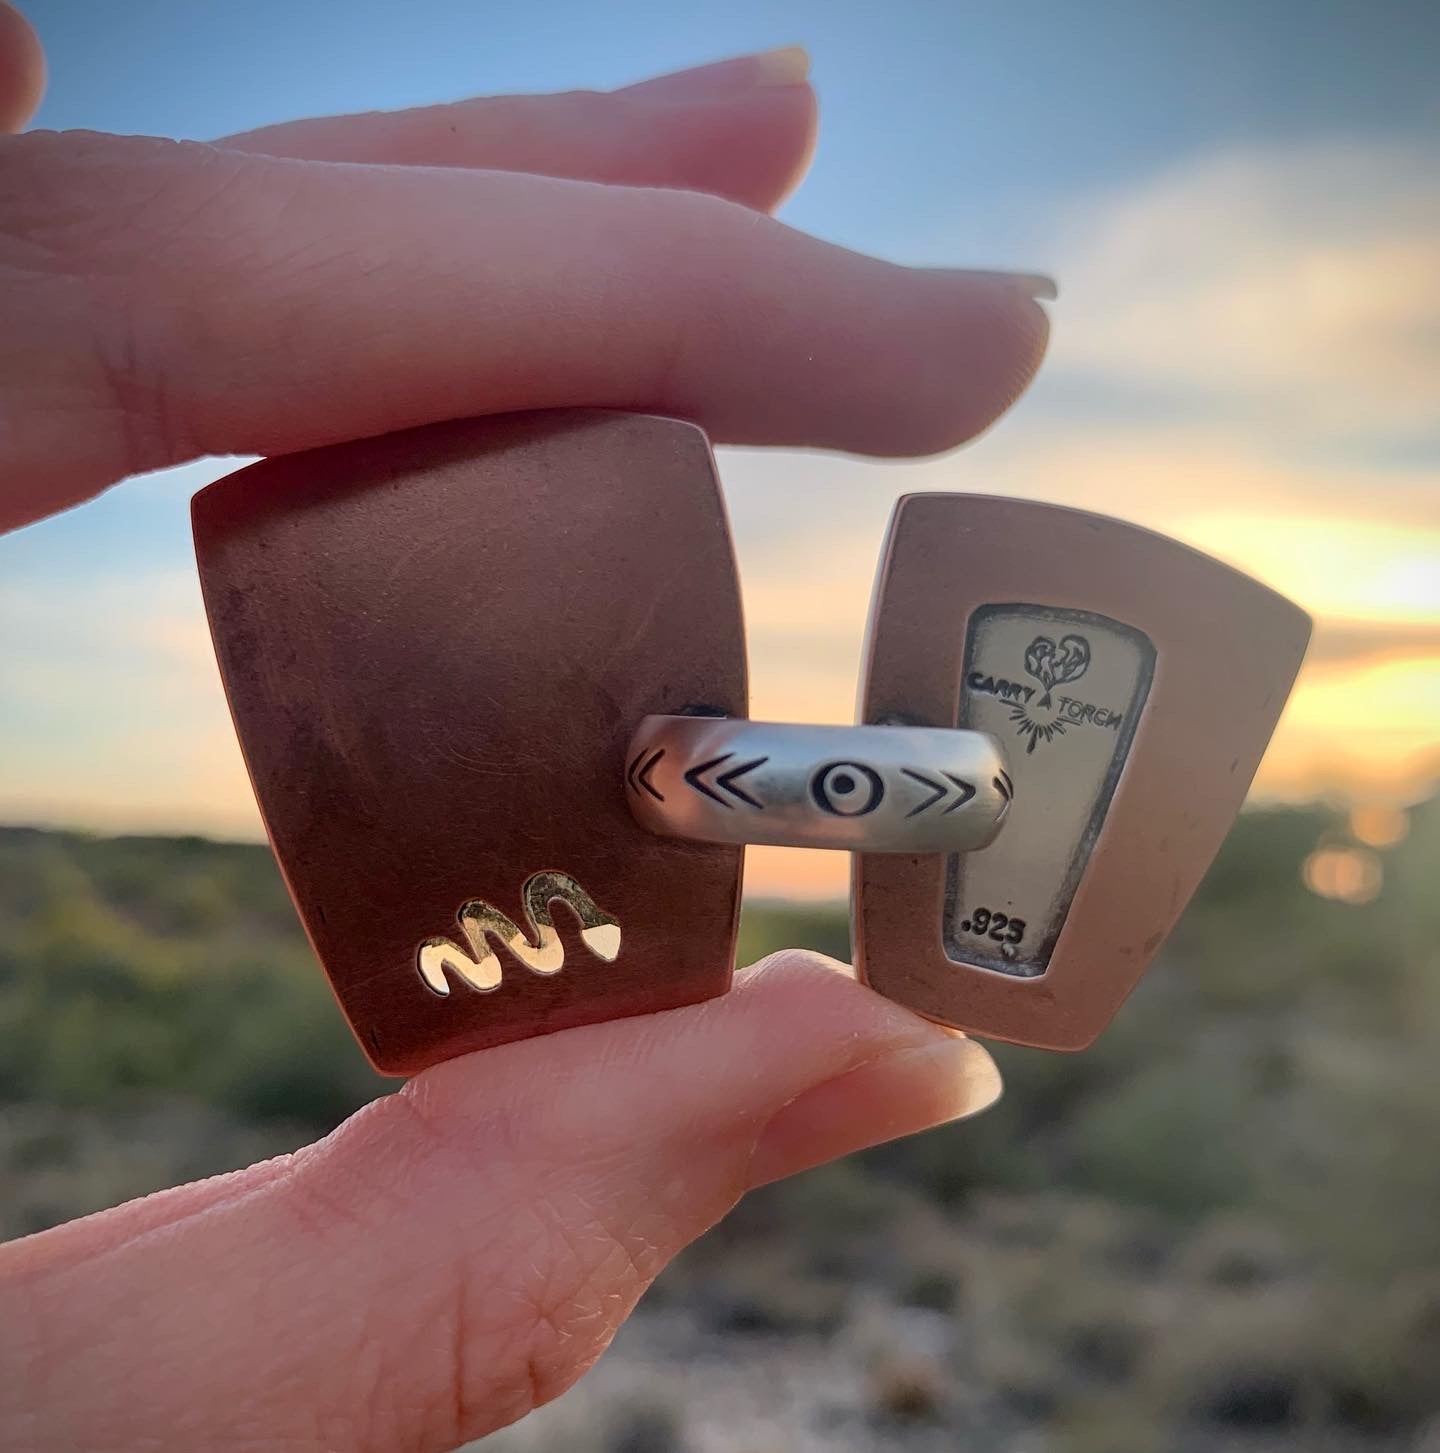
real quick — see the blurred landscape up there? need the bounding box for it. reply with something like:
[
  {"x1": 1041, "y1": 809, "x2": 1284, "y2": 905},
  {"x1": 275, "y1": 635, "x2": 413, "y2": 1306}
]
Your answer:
[{"x1": 2, "y1": 800, "x2": 1437, "y2": 1451}]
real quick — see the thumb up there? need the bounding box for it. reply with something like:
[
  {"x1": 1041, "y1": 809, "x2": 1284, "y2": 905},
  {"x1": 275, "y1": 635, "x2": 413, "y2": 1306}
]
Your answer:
[{"x1": 2, "y1": 952, "x2": 1001, "y2": 1452}]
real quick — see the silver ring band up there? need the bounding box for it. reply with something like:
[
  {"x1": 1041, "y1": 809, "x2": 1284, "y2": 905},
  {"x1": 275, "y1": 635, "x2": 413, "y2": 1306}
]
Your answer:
[{"x1": 625, "y1": 716, "x2": 1013, "y2": 853}]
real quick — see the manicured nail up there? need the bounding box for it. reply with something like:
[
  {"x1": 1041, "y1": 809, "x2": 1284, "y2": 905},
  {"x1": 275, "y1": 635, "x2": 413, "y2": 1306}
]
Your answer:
[
  {"x1": 959, "y1": 273, "x2": 1057, "y2": 305},
  {"x1": 623, "y1": 46, "x2": 812, "y2": 100},
  {"x1": 749, "y1": 45, "x2": 811, "y2": 88},
  {"x1": 746, "y1": 1035, "x2": 1003, "y2": 1189},
  {"x1": 1012, "y1": 272, "x2": 1058, "y2": 301}
]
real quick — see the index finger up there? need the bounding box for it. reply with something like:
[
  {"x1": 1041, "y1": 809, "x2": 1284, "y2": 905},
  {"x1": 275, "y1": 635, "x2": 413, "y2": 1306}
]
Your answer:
[{"x1": 0, "y1": 131, "x2": 1051, "y2": 532}]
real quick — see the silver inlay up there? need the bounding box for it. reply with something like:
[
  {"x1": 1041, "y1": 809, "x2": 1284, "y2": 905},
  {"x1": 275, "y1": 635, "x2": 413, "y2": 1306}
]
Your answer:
[{"x1": 946, "y1": 604, "x2": 1154, "y2": 977}]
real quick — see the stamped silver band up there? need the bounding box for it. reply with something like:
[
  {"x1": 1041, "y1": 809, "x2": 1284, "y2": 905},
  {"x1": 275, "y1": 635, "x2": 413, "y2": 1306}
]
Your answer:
[{"x1": 625, "y1": 716, "x2": 1013, "y2": 853}]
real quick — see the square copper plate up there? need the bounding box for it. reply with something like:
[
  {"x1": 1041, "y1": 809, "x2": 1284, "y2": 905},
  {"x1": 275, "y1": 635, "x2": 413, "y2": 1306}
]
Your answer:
[
  {"x1": 194, "y1": 410, "x2": 746, "y2": 1075},
  {"x1": 855, "y1": 494, "x2": 1311, "y2": 1050}
]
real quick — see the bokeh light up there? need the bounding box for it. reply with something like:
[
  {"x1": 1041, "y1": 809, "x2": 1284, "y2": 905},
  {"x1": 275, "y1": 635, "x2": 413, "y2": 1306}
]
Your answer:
[
  {"x1": 1301, "y1": 843, "x2": 1384, "y2": 903},
  {"x1": 1348, "y1": 802, "x2": 1410, "y2": 849}
]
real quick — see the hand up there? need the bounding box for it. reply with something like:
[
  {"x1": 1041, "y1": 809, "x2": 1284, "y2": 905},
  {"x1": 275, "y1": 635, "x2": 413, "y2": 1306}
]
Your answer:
[{"x1": 0, "y1": 9, "x2": 1048, "y2": 1448}]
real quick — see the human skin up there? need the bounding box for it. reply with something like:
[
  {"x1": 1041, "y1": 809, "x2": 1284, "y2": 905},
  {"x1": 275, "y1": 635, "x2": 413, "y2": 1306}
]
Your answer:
[{"x1": 0, "y1": 8, "x2": 1052, "y2": 1449}]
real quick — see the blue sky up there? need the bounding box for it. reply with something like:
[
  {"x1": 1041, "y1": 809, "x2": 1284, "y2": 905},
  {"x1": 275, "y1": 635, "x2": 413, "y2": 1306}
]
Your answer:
[
  {"x1": 27, "y1": 2, "x2": 1440, "y2": 194},
  {"x1": 4, "y1": 0, "x2": 1438, "y2": 895}
]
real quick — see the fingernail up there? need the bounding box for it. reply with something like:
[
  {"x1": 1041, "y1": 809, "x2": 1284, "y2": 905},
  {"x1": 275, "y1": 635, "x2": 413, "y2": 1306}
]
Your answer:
[
  {"x1": 959, "y1": 273, "x2": 1057, "y2": 305},
  {"x1": 747, "y1": 1035, "x2": 1003, "y2": 1189},
  {"x1": 623, "y1": 46, "x2": 812, "y2": 100},
  {"x1": 749, "y1": 45, "x2": 812, "y2": 88},
  {"x1": 1013, "y1": 272, "x2": 1058, "y2": 301}
]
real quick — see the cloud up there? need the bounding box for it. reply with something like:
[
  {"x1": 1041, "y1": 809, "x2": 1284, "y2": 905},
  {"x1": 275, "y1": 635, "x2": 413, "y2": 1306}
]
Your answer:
[{"x1": 1045, "y1": 138, "x2": 1440, "y2": 438}]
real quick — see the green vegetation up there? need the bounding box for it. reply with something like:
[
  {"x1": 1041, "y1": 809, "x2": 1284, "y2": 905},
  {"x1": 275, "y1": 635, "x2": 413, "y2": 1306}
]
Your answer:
[
  {"x1": 2, "y1": 799, "x2": 1436, "y2": 1447},
  {"x1": 0, "y1": 826, "x2": 386, "y2": 1124}
]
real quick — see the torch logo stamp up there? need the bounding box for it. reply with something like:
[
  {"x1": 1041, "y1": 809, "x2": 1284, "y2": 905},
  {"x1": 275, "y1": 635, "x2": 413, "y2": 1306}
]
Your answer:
[
  {"x1": 1024, "y1": 634, "x2": 1091, "y2": 707},
  {"x1": 968, "y1": 631, "x2": 1127, "y2": 753}
]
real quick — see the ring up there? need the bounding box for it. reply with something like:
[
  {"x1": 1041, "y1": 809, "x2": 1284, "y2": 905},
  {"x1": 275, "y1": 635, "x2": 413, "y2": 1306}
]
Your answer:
[{"x1": 624, "y1": 716, "x2": 1013, "y2": 852}]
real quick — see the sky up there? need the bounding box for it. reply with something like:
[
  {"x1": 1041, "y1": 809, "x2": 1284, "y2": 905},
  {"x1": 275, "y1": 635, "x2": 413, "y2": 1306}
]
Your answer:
[{"x1": 2, "y1": 0, "x2": 1437, "y2": 899}]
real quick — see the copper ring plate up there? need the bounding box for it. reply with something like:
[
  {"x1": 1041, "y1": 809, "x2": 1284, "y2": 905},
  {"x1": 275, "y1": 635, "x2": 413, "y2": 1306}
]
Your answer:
[
  {"x1": 193, "y1": 410, "x2": 746, "y2": 1075},
  {"x1": 854, "y1": 494, "x2": 1311, "y2": 1050}
]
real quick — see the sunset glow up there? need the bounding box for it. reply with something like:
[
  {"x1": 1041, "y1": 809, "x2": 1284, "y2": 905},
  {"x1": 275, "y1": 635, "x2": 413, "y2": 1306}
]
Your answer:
[
  {"x1": 1178, "y1": 515, "x2": 1439, "y2": 627},
  {"x1": 1, "y1": 17, "x2": 1436, "y2": 906}
]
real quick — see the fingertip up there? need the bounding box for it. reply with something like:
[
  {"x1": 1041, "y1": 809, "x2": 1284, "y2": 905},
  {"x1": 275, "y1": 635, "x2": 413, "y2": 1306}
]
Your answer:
[
  {"x1": 619, "y1": 45, "x2": 813, "y2": 101},
  {"x1": 0, "y1": 2, "x2": 44, "y2": 133},
  {"x1": 910, "y1": 272, "x2": 1054, "y2": 454},
  {"x1": 798, "y1": 268, "x2": 1054, "y2": 458},
  {"x1": 953, "y1": 277, "x2": 1053, "y2": 443},
  {"x1": 765, "y1": 79, "x2": 818, "y2": 210},
  {"x1": 643, "y1": 79, "x2": 818, "y2": 211},
  {"x1": 610, "y1": 46, "x2": 818, "y2": 211},
  {"x1": 746, "y1": 1033, "x2": 1002, "y2": 1188}
]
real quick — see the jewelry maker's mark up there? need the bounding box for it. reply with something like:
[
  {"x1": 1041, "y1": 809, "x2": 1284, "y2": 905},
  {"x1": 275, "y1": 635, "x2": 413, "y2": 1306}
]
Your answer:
[
  {"x1": 417, "y1": 870, "x2": 621, "y2": 996},
  {"x1": 968, "y1": 631, "x2": 1128, "y2": 754}
]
